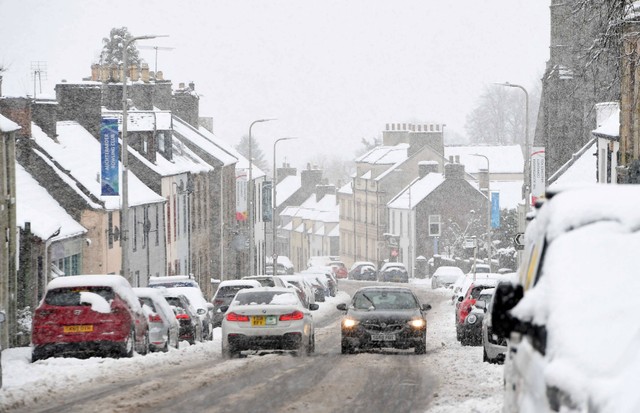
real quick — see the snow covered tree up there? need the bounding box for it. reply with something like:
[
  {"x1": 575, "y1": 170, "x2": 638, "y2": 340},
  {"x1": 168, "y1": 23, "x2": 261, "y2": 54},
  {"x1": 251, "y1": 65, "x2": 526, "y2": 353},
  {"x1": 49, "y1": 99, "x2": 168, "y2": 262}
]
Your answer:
[{"x1": 100, "y1": 27, "x2": 141, "y2": 66}]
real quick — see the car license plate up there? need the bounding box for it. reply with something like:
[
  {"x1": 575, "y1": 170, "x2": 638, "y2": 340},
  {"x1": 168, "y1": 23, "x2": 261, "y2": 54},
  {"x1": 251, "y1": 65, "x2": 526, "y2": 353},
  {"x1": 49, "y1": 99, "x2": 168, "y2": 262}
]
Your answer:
[
  {"x1": 251, "y1": 316, "x2": 277, "y2": 326},
  {"x1": 63, "y1": 325, "x2": 93, "y2": 333},
  {"x1": 371, "y1": 333, "x2": 396, "y2": 341}
]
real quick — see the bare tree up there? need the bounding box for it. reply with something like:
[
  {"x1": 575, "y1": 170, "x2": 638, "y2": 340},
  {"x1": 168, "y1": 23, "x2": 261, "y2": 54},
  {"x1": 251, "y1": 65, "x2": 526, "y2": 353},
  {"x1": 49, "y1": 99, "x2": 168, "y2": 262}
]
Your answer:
[{"x1": 236, "y1": 134, "x2": 269, "y2": 174}]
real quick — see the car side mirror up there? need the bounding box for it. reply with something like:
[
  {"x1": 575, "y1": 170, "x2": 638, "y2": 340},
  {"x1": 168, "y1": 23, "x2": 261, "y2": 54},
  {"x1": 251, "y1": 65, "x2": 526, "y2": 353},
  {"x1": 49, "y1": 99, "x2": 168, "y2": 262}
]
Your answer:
[
  {"x1": 475, "y1": 300, "x2": 486, "y2": 310},
  {"x1": 421, "y1": 304, "x2": 432, "y2": 312},
  {"x1": 491, "y1": 282, "x2": 524, "y2": 338},
  {"x1": 336, "y1": 303, "x2": 348, "y2": 311},
  {"x1": 197, "y1": 308, "x2": 206, "y2": 315},
  {"x1": 0, "y1": 311, "x2": 5, "y2": 323},
  {"x1": 457, "y1": 296, "x2": 463, "y2": 303},
  {"x1": 206, "y1": 303, "x2": 214, "y2": 311},
  {"x1": 309, "y1": 303, "x2": 320, "y2": 311},
  {"x1": 219, "y1": 305, "x2": 229, "y2": 313}
]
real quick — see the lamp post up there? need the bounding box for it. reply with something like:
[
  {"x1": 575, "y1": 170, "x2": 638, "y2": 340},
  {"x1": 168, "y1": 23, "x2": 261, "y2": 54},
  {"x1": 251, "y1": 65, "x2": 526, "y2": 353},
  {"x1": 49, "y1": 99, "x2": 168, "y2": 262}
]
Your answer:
[
  {"x1": 121, "y1": 34, "x2": 167, "y2": 284},
  {"x1": 495, "y1": 82, "x2": 530, "y2": 213},
  {"x1": 272, "y1": 137, "x2": 299, "y2": 274},
  {"x1": 471, "y1": 153, "x2": 492, "y2": 272},
  {"x1": 247, "y1": 118, "x2": 275, "y2": 276}
]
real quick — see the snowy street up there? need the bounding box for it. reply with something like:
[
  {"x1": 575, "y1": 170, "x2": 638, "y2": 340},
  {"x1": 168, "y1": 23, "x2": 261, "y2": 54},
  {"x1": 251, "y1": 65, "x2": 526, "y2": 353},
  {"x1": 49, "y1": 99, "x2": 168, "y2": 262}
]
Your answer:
[{"x1": 0, "y1": 280, "x2": 503, "y2": 413}]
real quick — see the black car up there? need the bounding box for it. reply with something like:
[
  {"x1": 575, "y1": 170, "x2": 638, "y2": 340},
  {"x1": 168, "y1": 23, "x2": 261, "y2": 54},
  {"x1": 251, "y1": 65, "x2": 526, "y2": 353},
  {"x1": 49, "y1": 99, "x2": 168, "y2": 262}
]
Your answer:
[
  {"x1": 351, "y1": 264, "x2": 378, "y2": 281},
  {"x1": 337, "y1": 286, "x2": 431, "y2": 354},
  {"x1": 378, "y1": 267, "x2": 409, "y2": 283},
  {"x1": 162, "y1": 293, "x2": 202, "y2": 345}
]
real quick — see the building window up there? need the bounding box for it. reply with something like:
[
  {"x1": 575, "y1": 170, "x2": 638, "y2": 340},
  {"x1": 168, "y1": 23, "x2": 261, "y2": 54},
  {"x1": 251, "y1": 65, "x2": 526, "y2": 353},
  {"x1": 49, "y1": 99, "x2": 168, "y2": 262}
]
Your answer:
[
  {"x1": 429, "y1": 215, "x2": 441, "y2": 236},
  {"x1": 158, "y1": 132, "x2": 165, "y2": 152},
  {"x1": 155, "y1": 204, "x2": 160, "y2": 246},
  {"x1": 108, "y1": 212, "x2": 113, "y2": 248}
]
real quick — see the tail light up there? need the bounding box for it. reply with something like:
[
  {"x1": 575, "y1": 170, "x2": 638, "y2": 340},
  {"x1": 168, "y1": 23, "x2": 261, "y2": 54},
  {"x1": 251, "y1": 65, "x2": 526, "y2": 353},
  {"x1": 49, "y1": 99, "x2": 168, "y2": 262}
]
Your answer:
[
  {"x1": 176, "y1": 313, "x2": 191, "y2": 320},
  {"x1": 148, "y1": 313, "x2": 162, "y2": 323},
  {"x1": 226, "y1": 312, "x2": 250, "y2": 322},
  {"x1": 279, "y1": 311, "x2": 304, "y2": 321}
]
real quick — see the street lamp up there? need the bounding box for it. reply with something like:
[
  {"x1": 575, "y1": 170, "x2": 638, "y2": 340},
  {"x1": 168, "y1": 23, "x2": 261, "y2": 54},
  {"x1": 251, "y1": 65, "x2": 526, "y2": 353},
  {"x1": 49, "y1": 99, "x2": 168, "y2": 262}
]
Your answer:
[
  {"x1": 121, "y1": 33, "x2": 167, "y2": 285},
  {"x1": 248, "y1": 118, "x2": 276, "y2": 276},
  {"x1": 272, "y1": 137, "x2": 299, "y2": 274},
  {"x1": 471, "y1": 153, "x2": 492, "y2": 272},
  {"x1": 495, "y1": 82, "x2": 530, "y2": 213}
]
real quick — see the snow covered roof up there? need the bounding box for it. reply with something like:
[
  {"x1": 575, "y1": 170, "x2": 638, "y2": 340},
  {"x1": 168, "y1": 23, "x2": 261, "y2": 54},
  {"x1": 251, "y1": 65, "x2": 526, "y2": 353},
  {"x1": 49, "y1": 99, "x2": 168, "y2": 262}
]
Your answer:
[
  {"x1": 388, "y1": 174, "x2": 445, "y2": 209},
  {"x1": 592, "y1": 109, "x2": 619, "y2": 139},
  {"x1": 444, "y1": 145, "x2": 524, "y2": 174},
  {"x1": 356, "y1": 144, "x2": 408, "y2": 164},
  {"x1": 276, "y1": 175, "x2": 302, "y2": 207},
  {"x1": 32, "y1": 121, "x2": 166, "y2": 210},
  {"x1": 338, "y1": 181, "x2": 353, "y2": 195},
  {"x1": 0, "y1": 114, "x2": 20, "y2": 132},
  {"x1": 172, "y1": 117, "x2": 238, "y2": 166},
  {"x1": 101, "y1": 109, "x2": 172, "y2": 132},
  {"x1": 16, "y1": 163, "x2": 87, "y2": 241},
  {"x1": 548, "y1": 139, "x2": 597, "y2": 189}
]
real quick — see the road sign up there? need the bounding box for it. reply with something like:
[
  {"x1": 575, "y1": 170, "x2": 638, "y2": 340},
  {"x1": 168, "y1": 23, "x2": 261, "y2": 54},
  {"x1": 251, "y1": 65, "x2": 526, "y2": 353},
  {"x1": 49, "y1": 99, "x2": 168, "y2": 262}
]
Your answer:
[{"x1": 513, "y1": 233, "x2": 525, "y2": 250}]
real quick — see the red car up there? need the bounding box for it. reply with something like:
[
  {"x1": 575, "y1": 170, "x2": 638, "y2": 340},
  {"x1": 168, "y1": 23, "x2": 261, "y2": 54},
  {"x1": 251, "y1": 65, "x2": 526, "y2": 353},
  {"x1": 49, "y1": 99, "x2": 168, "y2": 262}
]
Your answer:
[
  {"x1": 455, "y1": 279, "x2": 498, "y2": 342},
  {"x1": 329, "y1": 261, "x2": 348, "y2": 279},
  {"x1": 31, "y1": 274, "x2": 149, "y2": 362}
]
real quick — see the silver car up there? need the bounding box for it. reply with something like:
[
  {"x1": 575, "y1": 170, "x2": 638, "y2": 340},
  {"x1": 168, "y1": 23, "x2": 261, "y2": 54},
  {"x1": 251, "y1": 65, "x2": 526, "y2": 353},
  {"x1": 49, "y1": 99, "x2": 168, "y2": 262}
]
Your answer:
[
  {"x1": 134, "y1": 288, "x2": 179, "y2": 352},
  {"x1": 481, "y1": 287, "x2": 506, "y2": 364},
  {"x1": 221, "y1": 287, "x2": 318, "y2": 358}
]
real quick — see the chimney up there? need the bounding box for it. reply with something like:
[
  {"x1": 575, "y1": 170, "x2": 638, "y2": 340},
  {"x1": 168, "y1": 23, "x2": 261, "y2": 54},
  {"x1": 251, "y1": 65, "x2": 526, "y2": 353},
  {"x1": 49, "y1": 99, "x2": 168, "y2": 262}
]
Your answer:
[
  {"x1": 301, "y1": 167, "x2": 323, "y2": 190},
  {"x1": 141, "y1": 63, "x2": 150, "y2": 83},
  {"x1": 91, "y1": 64, "x2": 99, "y2": 81},
  {"x1": 156, "y1": 71, "x2": 164, "y2": 81},
  {"x1": 444, "y1": 163, "x2": 465, "y2": 180},
  {"x1": 130, "y1": 65, "x2": 140, "y2": 82},
  {"x1": 0, "y1": 97, "x2": 32, "y2": 138},
  {"x1": 32, "y1": 99, "x2": 58, "y2": 138},
  {"x1": 189, "y1": 81, "x2": 195, "y2": 91},
  {"x1": 315, "y1": 184, "x2": 336, "y2": 202},
  {"x1": 478, "y1": 168, "x2": 490, "y2": 194},
  {"x1": 99, "y1": 64, "x2": 110, "y2": 82},
  {"x1": 418, "y1": 161, "x2": 439, "y2": 178},
  {"x1": 277, "y1": 162, "x2": 297, "y2": 183},
  {"x1": 110, "y1": 64, "x2": 119, "y2": 82}
]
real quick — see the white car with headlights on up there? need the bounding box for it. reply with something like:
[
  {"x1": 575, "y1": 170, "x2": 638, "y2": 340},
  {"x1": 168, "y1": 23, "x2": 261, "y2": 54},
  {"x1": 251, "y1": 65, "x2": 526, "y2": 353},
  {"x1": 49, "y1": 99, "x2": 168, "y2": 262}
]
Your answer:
[{"x1": 220, "y1": 287, "x2": 319, "y2": 358}]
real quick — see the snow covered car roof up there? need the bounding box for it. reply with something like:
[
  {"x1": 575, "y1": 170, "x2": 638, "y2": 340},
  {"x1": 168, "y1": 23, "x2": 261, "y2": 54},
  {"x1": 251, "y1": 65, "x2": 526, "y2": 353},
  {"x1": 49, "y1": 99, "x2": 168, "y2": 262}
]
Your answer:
[{"x1": 45, "y1": 274, "x2": 141, "y2": 313}]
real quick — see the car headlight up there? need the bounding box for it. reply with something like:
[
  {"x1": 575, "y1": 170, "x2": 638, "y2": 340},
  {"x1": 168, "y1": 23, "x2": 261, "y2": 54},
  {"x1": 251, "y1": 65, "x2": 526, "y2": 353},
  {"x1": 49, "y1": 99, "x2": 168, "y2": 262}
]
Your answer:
[
  {"x1": 408, "y1": 318, "x2": 426, "y2": 329},
  {"x1": 342, "y1": 318, "x2": 358, "y2": 329},
  {"x1": 466, "y1": 314, "x2": 478, "y2": 324}
]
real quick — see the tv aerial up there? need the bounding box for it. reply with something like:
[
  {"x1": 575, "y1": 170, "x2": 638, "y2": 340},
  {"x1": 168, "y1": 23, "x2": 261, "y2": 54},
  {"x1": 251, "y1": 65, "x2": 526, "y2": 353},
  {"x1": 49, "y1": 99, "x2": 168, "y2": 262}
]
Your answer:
[
  {"x1": 138, "y1": 45, "x2": 175, "y2": 75},
  {"x1": 30, "y1": 61, "x2": 47, "y2": 99}
]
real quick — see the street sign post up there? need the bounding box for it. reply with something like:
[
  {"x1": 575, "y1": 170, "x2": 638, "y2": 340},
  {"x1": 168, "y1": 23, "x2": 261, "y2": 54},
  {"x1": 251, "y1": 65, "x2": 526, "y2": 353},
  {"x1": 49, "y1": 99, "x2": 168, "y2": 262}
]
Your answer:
[{"x1": 513, "y1": 233, "x2": 525, "y2": 250}]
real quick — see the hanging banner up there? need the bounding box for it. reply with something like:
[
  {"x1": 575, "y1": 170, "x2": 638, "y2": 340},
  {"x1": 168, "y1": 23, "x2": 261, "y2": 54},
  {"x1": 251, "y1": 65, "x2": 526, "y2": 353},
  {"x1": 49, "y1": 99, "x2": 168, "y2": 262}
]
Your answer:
[
  {"x1": 100, "y1": 117, "x2": 119, "y2": 196},
  {"x1": 530, "y1": 148, "x2": 546, "y2": 206},
  {"x1": 491, "y1": 192, "x2": 500, "y2": 228},
  {"x1": 236, "y1": 173, "x2": 248, "y2": 221},
  {"x1": 262, "y1": 181, "x2": 272, "y2": 222}
]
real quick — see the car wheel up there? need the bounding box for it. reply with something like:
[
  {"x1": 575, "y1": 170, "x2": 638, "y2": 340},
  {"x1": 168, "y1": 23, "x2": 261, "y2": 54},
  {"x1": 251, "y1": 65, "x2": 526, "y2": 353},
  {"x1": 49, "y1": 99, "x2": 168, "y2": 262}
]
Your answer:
[
  {"x1": 307, "y1": 334, "x2": 315, "y2": 355},
  {"x1": 222, "y1": 344, "x2": 238, "y2": 359},
  {"x1": 415, "y1": 338, "x2": 427, "y2": 355},
  {"x1": 31, "y1": 347, "x2": 46, "y2": 363},
  {"x1": 341, "y1": 339, "x2": 354, "y2": 354},
  {"x1": 456, "y1": 326, "x2": 463, "y2": 341}
]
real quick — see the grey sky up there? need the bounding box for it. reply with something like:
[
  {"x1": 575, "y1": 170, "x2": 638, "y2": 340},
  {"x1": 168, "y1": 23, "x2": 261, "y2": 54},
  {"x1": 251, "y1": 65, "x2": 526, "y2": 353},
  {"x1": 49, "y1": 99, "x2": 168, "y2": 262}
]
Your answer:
[{"x1": 0, "y1": 0, "x2": 549, "y2": 169}]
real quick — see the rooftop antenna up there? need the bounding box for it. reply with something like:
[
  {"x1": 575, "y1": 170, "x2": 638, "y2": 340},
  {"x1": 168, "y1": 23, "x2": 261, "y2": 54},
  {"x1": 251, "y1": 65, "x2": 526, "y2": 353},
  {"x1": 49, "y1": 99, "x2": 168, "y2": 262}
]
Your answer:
[
  {"x1": 30, "y1": 61, "x2": 47, "y2": 99},
  {"x1": 138, "y1": 45, "x2": 175, "y2": 75}
]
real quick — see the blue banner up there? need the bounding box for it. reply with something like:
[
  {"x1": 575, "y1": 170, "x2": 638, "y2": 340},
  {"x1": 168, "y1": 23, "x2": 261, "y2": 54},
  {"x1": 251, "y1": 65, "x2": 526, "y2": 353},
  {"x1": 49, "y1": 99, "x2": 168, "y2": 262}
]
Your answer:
[
  {"x1": 491, "y1": 192, "x2": 500, "y2": 228},
  {"x1": 100, "y1": 118, "x2": 119, "y2": 196}
]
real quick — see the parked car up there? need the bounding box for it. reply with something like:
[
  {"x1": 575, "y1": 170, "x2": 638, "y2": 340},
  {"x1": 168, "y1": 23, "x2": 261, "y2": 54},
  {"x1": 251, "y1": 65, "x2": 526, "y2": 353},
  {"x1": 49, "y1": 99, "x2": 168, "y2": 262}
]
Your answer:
[
  {"x1": 431, "y1": 266, "x2": 464, "y2": 289},
  {"x1": 148, "y1": 275, "x2": 200, "y2": 289},
  {"x1": 337, "y1": 286, "x2": 431, "y2": 354},
  {"x1": 166, "y1": 286, "x2": 215, "y2": 341},
  {"x1": 307, "y1": 255, "x2": 338, "y2": 268},
  {"x1": 300, "y1": 273, "x2": 329, "y2": 302},
  {"x1": 31, "y1": 275, "x2": 149, "y2": 361},
  {"x1": 302, "y1": 267, "x2": 338, "y2": 296},
  {"x1": 492, "y1": 185, "x2": 640, "y2": 413},
  {"x1": 378, "y1": 263, "x2": 409, "y2": 283},
  {"x1": 221, "y1": 287, "x2": 319, "y2": 358},
  {"x1": 328, "y1": 260, "x2": 348, "y2": 279},
  {"x1": 481, "y1": 286, "x2": 507, "y2": 364},
  {"x1": 134, "y1": 287, "x2": 180, "y2": 352},
  {"x1": 242, "y1": 275, "x2": 287, "y2": 288},
  {"x1": 455, "y1": 278, "x2": 499, "y2": 343},
  {"x1": 278, "y1": 275, "x2": 316, "y2": 309},
  {"x1": 160, "y1": 291, "x2": 203, "y2": 344},
  {"x1": 265, "y1": 256, "x2": 295, "y2": 275},
  {"x1": 348, "y1": 261, "x2": 377, "y2": 280},
  {"x1": 211, "y1": 280, "x2": 262, "y2": 327},
  {"x1": 459, "y1": 288, "x2": 494, "y2": 346}
]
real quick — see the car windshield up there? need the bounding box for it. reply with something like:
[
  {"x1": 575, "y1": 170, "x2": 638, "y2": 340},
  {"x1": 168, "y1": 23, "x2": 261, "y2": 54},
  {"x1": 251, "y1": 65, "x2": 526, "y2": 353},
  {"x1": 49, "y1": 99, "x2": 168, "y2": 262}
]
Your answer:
[
  {"x1": 45, "y1": 287, "x2": 115, "y2": 306},
  {"x1": 353, "y1": 290, "x2": 418, "y2": 310},
  {"x1": 216, "y1": 285, "x2": 253, "y2": 298},
  {"x1": 233, "y1": 291, "x2": 299, "y2": 306}
]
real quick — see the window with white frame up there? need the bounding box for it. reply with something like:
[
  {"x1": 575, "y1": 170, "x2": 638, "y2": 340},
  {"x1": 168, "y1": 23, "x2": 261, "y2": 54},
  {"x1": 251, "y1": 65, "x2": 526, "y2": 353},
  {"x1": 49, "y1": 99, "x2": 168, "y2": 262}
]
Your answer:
[{"x1": 429, "y1": 215, "x2": 441, "y2": 236}]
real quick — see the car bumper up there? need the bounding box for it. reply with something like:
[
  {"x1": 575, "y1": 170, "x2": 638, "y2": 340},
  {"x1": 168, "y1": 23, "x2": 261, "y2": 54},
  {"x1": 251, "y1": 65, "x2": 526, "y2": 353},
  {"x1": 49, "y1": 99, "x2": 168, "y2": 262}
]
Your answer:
[
  {"x1": 32, "y1": 341, "x2": 126, "y2": 359},
  {"x1": 226, "y1": 332, "x2": 303, "y2": 351},
  {"x1": 483, "y1": 326, "x2": 507, "y2": 361},
  {"x1": 341, "y1": 326, "x2": 425, "y2": 349},
  {"x1": 459, "y1": 322, "x2": 483, "y2": 345}
]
